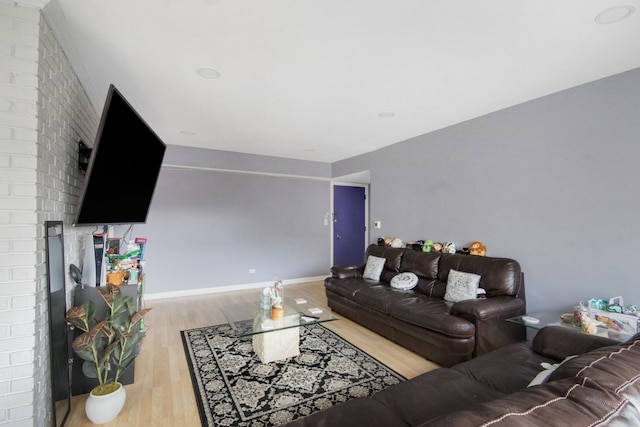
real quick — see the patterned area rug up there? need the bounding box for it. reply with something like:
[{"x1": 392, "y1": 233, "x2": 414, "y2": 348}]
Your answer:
[{"x1": 181, "y1": 321, "x2": 405, "y2": 426}]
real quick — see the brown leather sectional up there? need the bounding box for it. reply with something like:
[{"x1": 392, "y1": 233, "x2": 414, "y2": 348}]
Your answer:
[
  {"x1": 285, "y1": 326, "x2": 640, "y2": 426},
  {"x1": 325, "y1": 244, "x2": 527, "y2": 366}
]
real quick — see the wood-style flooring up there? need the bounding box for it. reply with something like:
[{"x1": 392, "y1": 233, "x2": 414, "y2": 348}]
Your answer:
[{"x1": 61, "y1": 280, "x2": 439, "y2": 426}]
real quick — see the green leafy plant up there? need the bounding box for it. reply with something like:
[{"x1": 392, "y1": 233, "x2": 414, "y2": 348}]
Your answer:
[{"x1": 65, "y1": 284, "x2": 151, "y2": 395}]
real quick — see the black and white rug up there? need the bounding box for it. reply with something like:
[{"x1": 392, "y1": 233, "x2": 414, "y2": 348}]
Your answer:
[{"x1": 181, "y1": 321, "x2": 405, "y2": 426}]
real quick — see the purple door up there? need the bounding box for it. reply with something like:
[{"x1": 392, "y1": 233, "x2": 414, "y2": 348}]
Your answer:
[{"x1": 333, "y1": 185, "x2": 366, "y2": 266}]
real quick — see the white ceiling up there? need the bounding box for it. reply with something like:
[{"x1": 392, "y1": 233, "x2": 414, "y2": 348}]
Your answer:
[{"x1": 42, "y1": 0, "x2": 640, "y2": 163}]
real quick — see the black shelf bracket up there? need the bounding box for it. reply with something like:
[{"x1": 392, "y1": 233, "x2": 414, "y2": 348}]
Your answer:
[{"x1": 78, "y1": 140, "x2": 92, "y2": 173}]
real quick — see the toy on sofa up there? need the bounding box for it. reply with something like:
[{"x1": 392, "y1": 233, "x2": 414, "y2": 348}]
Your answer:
[
  {"x1": 469, "y1": 241, "x2": 486, "y2": 256},
  {"x1": 443, "y1": 242, "x2": 456, "y2": 254},
  {"x1": 390, "y1": 238, "x2": 404, "y2": 248}
]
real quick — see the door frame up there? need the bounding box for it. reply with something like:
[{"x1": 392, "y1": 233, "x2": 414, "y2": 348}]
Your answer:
[{"x1": 330, "y1": 181, "x2": 370, "y2": 267}]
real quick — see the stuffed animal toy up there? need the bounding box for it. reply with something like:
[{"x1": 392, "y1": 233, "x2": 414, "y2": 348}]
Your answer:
[
  {"x1": 469, "y1": 241, "x2": 486, "y2": 256},
  {"x1": 432, "y1": 242, "x2": 443, "y2": 252},
  {"x1": 422, "y1": 240, "x2": 434, "y2": 252},
  {"x1": 580, "y1": 314, "x2": 598, "y2": 335},
  {"x1": 443, "y1": 242, "x2": 456, "y2": 254},
  {"x1": 390, "y1": 238, "x2": 404, "y2": 248}
]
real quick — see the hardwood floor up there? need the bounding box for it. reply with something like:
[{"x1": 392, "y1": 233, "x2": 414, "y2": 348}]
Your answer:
[{"x1": 62, "y1": 280, "x2": 439, "y2": 426}]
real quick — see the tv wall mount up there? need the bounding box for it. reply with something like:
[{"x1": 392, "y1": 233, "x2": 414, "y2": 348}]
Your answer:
[{"x1": 78, "y1": 140, "x2": 92, "y2": 173}]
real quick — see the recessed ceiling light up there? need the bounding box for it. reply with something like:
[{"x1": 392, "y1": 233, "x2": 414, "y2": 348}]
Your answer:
[
  {"x1": 378, "y1": 112, "x2": 395, "y2": 119},
  {"x1": 196, "y1": 68, "x2": 221, "y2": 79},
  {"x1": 595, "y1": 5, "x2": 635, "y2": 24}
]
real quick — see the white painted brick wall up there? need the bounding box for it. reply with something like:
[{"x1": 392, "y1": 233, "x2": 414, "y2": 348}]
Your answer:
[
  {"x1": 0, "y1": 1, "x2": 98, "y2": 425},
  {"x1": 0, "y1": 3, "x2": 41, "y2": 425}
]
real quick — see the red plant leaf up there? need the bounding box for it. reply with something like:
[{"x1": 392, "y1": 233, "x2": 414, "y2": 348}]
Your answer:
[
  {"x1": 72, "y1": 333, "x2": 93, "y2": 351},
  {"x1": 130, "y1": 308, "x2": 152, "y2": 327},
  {"x1": 66, "y1": 306, "x2": 86, "y2": 320}
]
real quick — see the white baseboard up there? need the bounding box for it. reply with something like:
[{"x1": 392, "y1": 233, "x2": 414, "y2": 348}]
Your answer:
[{"x1": 144, "y1": 276, "x2": 326, "y2": 300}]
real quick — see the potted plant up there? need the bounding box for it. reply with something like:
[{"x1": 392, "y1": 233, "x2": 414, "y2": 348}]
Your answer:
[{"x1": 65, "y1": 283, "x2": 151, "y2": 423}]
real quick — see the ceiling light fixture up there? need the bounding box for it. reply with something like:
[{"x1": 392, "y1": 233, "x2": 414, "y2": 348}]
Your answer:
[
  {"x1": 196, "y1": 67, "x2": 221, "y2": 79},
  {"x1": 595, "y1": 5, "x2": 635, "y2": 24},
  {"x1": 378, "y1": 112, "x2": 396, "y2": 119},
  {"x1": 180, "y1": 130, "x2": 196, "y2": 135}
]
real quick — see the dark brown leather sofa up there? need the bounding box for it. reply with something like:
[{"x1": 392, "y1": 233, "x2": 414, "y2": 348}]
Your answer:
[
  {"x1": 325, "y1": 244, "x2": 526, "y2": 366},
  {"x1": 285, "y1": 326, "x2": 640, "y2": 426}
]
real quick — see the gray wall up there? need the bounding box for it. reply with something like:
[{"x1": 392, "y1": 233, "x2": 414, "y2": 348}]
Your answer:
[
  {"x1": 134, "y1": 146, "x2": 332, "y2": 295},
  {"x1": 334, "y1": 68, "x2": 640, "y2": 313}
]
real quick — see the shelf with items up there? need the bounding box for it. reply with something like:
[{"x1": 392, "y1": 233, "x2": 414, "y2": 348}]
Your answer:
[{"x1": 104, "y1": 238, "x2": 145, "y2": 287}]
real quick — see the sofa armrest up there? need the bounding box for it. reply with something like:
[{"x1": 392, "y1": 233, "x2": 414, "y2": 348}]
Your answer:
[
  {"x1": 449, "y1": 296, "x2": 525, "y2": 320},
  {"x1": 330, "y1": 265, "x2": 365, "y2": 279},
  {"x1": 450, "y1": 296, "x2": 526, "y2": 356},
  {"x1": 531, "y1": 326, "x2": 619, "y2": 361}
]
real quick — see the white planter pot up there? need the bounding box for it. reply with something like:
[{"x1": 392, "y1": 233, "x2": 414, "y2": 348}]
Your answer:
[{"x1": 85, "y1": 382, "x2": 126, "y2": 424}]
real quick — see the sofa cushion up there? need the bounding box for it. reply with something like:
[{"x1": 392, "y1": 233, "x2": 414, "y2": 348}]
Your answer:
[
  {"x1": 363, "y1": 255, "x2": 386, "y2": 280},
  {"x1": 398, "y1": 249, "x2": 440, "y2": 280},
  {"x1": 372, "y1": 368, "x2": 506, "y2": 426},
  {"x1": 453, "y1": 341, "x2": 558, "y2": 394},
  {"x1": 366, "y1": 245, "x2": 404, "y2": 275},
  {"x1": 547, "y1": 335, "x2": 640, "y2": 391},
  {"x1": 388, "y1": 297, "x2": 475, "y2": 338},
  {"x1": 416, "y1": 279, "x2": 447, "y2": 298},
  {"x1": 353, "y1": 286, "x2": 417, "y2": 314},
  {"x1": 424, "y1": 377, "x2": 639, "y2": 427},
  {"x1": 532, "y1": 325, "x2": 619, "y2": 361},
  {"x1": 438, "y1": 253, "x2": 522, "y2": 297},
  {"x1": 324, "y1": 277, "x2": 384, "y2": 300},
  {"x1": 527, "y1": 355, "x2": 578, "y2": 387},
  {"x1": 444, "y1": 269, "x2": 481, "y2": 302},
  {"x1": 282, "y1": 396, "x2": 409, "y2": 427}
]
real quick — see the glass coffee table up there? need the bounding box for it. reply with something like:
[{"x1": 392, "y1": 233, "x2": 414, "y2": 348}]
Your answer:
[
  {"x1": 506, "y1": 310, "x2": 633, "y2": 342},
  {"x1": 220, "y1": 298, "x2": 336, "y2": 363}
]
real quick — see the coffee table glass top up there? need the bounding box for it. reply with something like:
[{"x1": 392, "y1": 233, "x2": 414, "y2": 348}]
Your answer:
[
  {"x1": 506, "y1": 310, "x2": 633, "y2": 341},
  {"x1": 221, "y1": 298, "x2": 336, "y2": 337}
]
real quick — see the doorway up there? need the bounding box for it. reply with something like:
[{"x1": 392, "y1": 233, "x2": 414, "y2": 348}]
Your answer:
[{"x1": 332, "y1": 183, "x2": 369, "y2": 266}]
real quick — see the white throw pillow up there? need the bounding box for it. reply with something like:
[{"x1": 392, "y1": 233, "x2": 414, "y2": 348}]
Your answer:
[
  {"x1": 390, "y1": 272, "x2": 419, "y2": 290},
  {"x1": 444, "y1": 269, "x2": 481, "y2": 302},
  {"x1": 362, "y1": 255, "x2": 386, "y2": 281}
]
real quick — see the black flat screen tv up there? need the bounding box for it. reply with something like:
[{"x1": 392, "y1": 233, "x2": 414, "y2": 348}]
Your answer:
[{"x1": 73, "y1": 84, "x2": 167, "y2": 226}]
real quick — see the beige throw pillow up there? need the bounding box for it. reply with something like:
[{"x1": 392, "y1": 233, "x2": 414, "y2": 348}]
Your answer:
[
  {"x1": 444, "y1": 269, "x2": 481, "y2": 302},
  {"x1": 363, "y1": 255, "x2": 386, "y2": 281}
]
